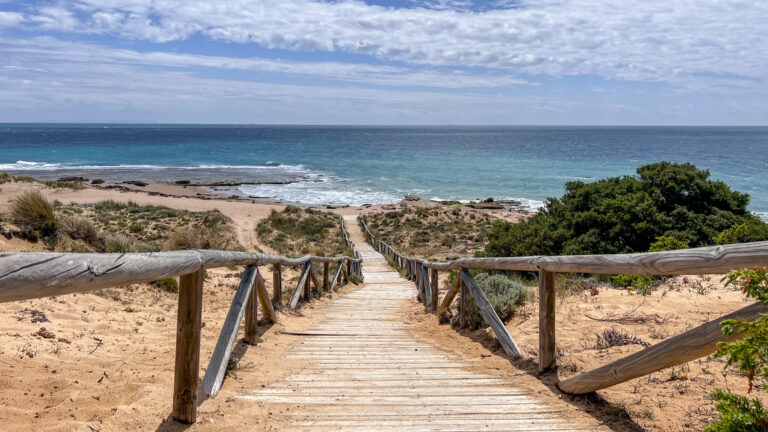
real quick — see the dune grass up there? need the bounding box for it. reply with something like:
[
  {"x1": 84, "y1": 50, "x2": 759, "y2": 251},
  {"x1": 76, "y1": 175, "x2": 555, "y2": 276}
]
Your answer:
[{"x1": 256, "y1": 206, "x2": 348, "y2": 257}]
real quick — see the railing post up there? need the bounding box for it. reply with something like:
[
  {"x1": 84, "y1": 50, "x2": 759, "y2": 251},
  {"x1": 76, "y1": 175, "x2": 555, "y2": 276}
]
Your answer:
[
  {"x1": 539, "y1": 269, "x2": 556, "y2": 373},
  {"x1": 303, "y1": 264, "x2": 312, "y2": 299},
  {"x1": 323, "y1": 262, "x2": 330, "y2": 291},
  {"x1": 346, "y1": 260, "x2": 351, "y2": 280},
  {"x1": 458, "y1": 269, "x2": 467, "y2": 328},
  {"x1": 244, "y1": 268, "x2": 259, "y2": 345},
  {"x1": 172, "y1": 268, "x2": 203, "y2": 424},
  {"x1": 272, "y1": 264, "x2": 282, "y2": 305},
  {"x1": 430, "y1": 269, "x2": 438, "y2": 312}
]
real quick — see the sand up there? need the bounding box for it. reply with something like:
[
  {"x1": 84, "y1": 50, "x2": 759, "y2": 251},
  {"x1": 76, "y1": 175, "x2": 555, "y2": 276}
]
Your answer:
[{"x1": 1, "y1": 180, "x2": 764, "y2": 431}]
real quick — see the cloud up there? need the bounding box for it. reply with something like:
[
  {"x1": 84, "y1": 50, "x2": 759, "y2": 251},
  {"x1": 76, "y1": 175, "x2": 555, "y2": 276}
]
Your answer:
[
  {"x1": 0, "y1": 11, "x2": 23, "y2": 26},
  {"x1": 4, "y1": 0, "x2": 767, "y2": 88},
  {"x1": 0, "y1": 36, "x2": 531, "y2": 89}
]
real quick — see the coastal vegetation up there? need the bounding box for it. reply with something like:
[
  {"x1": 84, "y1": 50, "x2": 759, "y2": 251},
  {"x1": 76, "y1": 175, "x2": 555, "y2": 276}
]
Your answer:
[
  {"x1": 458, "y1": 272, "x2": 533, "y2": 330},
  {"x1": 707, "y1": 268, "x2": 768, "y2": 431},
  {"x1": 256, "y1": 206, "x2": 348, "y2": 257},
  {"x1": 365, "y1": 206, "x2": 496, "y2": 258},
  {"x1": 1, "y1": 193, "x2": 242, "y2": 252},
  {"x1": 485, "y1": 162, "x2": 768, "y2": 258}
]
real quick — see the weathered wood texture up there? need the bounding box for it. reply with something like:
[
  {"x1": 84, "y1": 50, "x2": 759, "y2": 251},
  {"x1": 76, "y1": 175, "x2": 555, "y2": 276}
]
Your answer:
[
  {"x1": 430, "y1": 269, "x2": 438, "y2": 311},
  {"x1": 256, "y1": 271, "x2": 277, "y2": 323},
  {"x1": 309, "y1": 266, "x2": 321, "y2": 295},
  {"x1": 172, "y1": 269, "x2": 204, "y2": 423},
  {"x1": 247, "y1": 217, "x2": 607, "y2": 432},
  {"x1": 0, "y1": 250, "x2": 360, "y2": 303},
  {"x1": 538, "y1": 270, "x2": 556, "y2": 373},
  {"x1": 272, "y1": 264, "x2": 282, "y2": 303},
  {"x1": 290, "y1": 263, "x2": 312, "y2": 310},
  {"x1": 203, "y1": 265, "x2": 259, "y2": 396},
  {"x1": 323, "y1": 262, "x2": 330, "y2": 291},
  {"x1": 558, "y1": 301, "x2": 768, "y2": 394},
  {"x1": 458, "y1": 275, "x2": 467, "y2": 329},
  {"x1": 438, "y1": 276, "x2": 461, "y2": 318},
  {"x1": 358, "y1": 217, "x2": 768, "y2": 275},
  {"x1": 330, "y1": 263, "x2": 343, "y2": 290},
  {"x1": 460, "y1": 269, "x2": 522, "y2": 358},
  {"x1": 244, "y1": 268, "x2": 260, "y2": 345}
]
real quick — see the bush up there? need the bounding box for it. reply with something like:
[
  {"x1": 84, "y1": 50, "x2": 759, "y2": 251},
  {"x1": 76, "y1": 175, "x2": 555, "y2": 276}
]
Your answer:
[
  {"x1": 713, "y1": 223, "x2": 765, "y2": 246},
  {"x1": 152, "y1": 277, "x2": 179, "y2": 293},
  {"x1": 463, "y1": 273, "x2": 533, "y2": 330},
  {"x1": 705, "y1": 268, "x2": 768, "y2": 431},
  {"x1": 58, "y1": 215, "x2": 100, "y2": 245},
  {"x1": 10, "y1": 189, "x2": 56, "y2": 237},
  {"x1": 103, "y1": 233, "x2": 137, "y2": 253},
  {"x1": 648, "y1": 235, "x2": 689, "y2": 252},
  {"x1": 610, "y1": 274, "x2": 655, "y2": 296},
  {"x1": 486, "y1": 162, "x2": 768, "y2": 257}
]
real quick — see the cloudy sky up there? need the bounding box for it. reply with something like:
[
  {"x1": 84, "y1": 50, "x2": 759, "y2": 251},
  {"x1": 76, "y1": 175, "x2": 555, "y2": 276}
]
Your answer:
[{"x1": 1, "y1": 0, "x2": 767, "y2": 125}]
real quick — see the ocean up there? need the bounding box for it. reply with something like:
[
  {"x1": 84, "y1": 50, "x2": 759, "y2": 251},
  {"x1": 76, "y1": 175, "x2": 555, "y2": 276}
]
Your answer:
[{"x1": 1, "y1": 124, "x2": 767, "y2": 218}]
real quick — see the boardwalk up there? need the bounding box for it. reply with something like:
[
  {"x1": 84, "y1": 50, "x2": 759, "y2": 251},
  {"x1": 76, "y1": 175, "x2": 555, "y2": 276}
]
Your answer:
[{"x1": 241, "y1": 216, "x2": 600, "y2": 431}]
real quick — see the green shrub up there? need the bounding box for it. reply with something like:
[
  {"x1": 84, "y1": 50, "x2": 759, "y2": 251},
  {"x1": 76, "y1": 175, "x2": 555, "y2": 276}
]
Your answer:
[
  {"x1": 705, "y1": 268, "x2": 768, "y2": 431},
  {"x1": 10, "y1": 189, "x2": 56, "y2": 237},
  {"x1": 648, "y1": 235, "x2": 689, "y2": 252},
  {"x1": 151, "y1": 277, "x2": 179, "y2": 293},
  {"x1": 463, "y1": 273, "x2": 533, "y2": 330},
  {"x1": 610, "y1": 274, "x2": 655, "y2": 295},
  {"x1": 128, "y1": 223, "x2": 144, "y2": 233},
  {"x1": 713, "y1": 223, "x2": 765, "y2": 246},
  {"x1": 94, "y1": 200, "x2": 139, "y2": 212},
  {"x1": 486, "y1": 162, "x2": 768, "y2": 258}
]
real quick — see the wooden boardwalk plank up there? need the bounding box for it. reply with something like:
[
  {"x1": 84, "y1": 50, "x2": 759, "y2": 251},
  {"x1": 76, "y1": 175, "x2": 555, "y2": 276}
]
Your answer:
[{"x1": 239, "y1": 216, "x2": 605, "y2": 431}]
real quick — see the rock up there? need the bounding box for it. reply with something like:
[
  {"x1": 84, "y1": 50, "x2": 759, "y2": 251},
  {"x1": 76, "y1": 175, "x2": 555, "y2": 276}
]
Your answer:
[
  {"x1": 36, "y1": 327, "x2": 55, "y2": 339},
  {"x1": 122, "y1": 180, "x2": 148, "y2": 187},
  {"x1": 174, "y1": 180, "x2": 191, "y2": 185},
  {"x1": 57, "y1": 338, "x2": 71, "y2": 344},
  {"x1": 483, "y1": 197, "x2": 494, "y2": 203},
  {"x1": 58, "y1": 176, "x2": 88, "y2": 182},
  {"x1": 404, "y1": 195, "x2": 420, "y2": 201},
  {"x1": 90, "y1": 179, "x2": 104, "y2": 185}
]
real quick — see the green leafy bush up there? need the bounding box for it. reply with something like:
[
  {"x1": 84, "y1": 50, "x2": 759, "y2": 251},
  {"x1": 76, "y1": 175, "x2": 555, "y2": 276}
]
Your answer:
[
  {"x1": 463, "y1": 273, "x2": 533, "y2": 330},
  {"x1": 486, "y1": 162, "x2": 768, "y2": 257},
  {"x1": 648, "y1": 235, "x2": 689, "y2": 252},
  {"x1": 609, "y1": 274, "x2": 655, "y2": 296},
  {"x1": 152, "y1": 277, "x2": 179, "y2": 293},
  {"x1": 705, "y1": 268, "x2": 768, "y2": 431}
]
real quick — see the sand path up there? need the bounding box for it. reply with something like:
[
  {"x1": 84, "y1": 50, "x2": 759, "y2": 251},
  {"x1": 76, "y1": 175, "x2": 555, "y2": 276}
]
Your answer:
[{"x1": 237, "y1": 215, "x2": 603, "y2": 431}]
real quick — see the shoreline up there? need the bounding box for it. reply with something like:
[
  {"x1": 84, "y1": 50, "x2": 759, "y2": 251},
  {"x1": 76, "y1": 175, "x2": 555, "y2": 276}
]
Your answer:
[{"x1": 0, "y1": 179, "x2": 532, "y2": 254}]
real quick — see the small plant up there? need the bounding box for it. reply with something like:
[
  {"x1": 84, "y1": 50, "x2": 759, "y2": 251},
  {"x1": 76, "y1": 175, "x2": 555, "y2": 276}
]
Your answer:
[
  {"x1": 10, "y1": 189, "x2": 57, "y2": 238},
  {"x1": 151, "y1": 277, "x2": 179, "y2": 293},
  {"x1": 462, "y1": 273, "x2": 533, "y2": 330},
  {"x1": 58, "y1": 215, "x2": 100, "y2": 245},
  {"x1": 611, "y1": 274, "x2": 655, "y2": 296},
  {"x1": 595, "y1": 328, "x2": 650, "y2": 349},
  {"x1": 704, "y1": 267, "x2": 768, "y2": 431}
]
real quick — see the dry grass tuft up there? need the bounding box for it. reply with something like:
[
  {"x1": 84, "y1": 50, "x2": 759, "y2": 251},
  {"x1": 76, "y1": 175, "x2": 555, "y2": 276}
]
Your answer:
[{"x1": 10, "y1": 189, "x2": 56, "y2": 237}]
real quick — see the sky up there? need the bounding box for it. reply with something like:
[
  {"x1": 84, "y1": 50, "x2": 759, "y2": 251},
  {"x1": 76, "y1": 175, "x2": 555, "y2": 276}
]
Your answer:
[{"x1": 0, "y1": 0, "x2": 767, "y2": 125}]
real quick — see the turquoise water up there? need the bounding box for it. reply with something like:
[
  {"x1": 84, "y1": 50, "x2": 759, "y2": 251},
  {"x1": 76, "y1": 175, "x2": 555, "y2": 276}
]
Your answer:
[{"x1": 1, "y1": 124, "x2": 767, "y2": 217}]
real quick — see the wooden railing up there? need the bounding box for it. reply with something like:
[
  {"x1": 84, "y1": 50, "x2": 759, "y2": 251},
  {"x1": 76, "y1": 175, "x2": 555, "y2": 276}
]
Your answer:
[
  {"x1": 358, "y1": 216, "x2": 768, "y2": 394},
  {"x1": 0, "y1": 221, "x2": 362, "y2": 424}
]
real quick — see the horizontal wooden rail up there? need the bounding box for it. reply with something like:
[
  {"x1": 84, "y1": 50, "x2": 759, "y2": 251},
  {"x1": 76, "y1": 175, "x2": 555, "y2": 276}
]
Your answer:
[
  {"x1": 558, "y1": 302, "x2": 767, "y2": 394},
  {"x1": 0, "y1": 250, "x2": 360, "y2": 303},
  {"x1": 358, "y1": 217, "x2": 768, "y2": 276}
]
